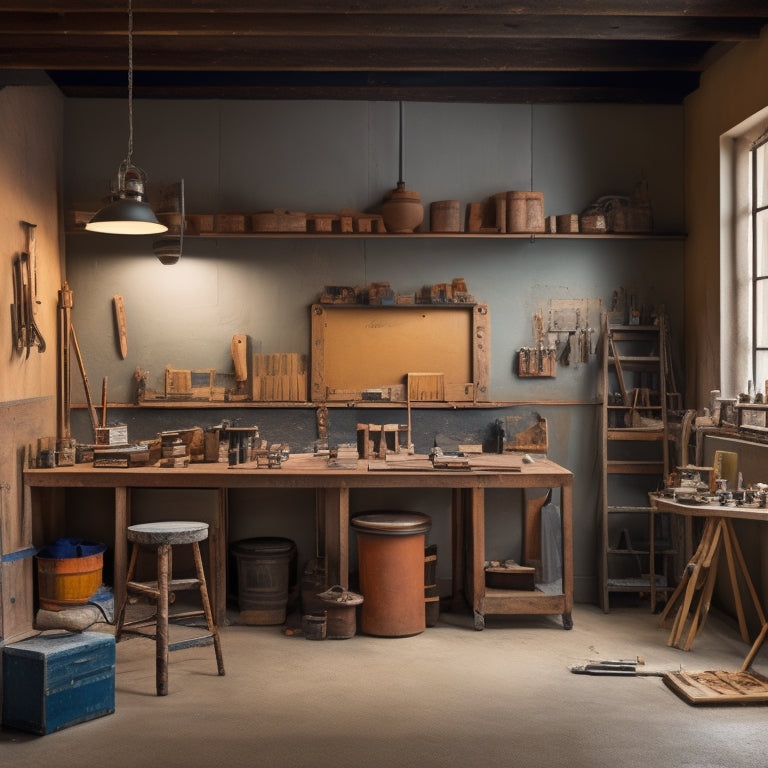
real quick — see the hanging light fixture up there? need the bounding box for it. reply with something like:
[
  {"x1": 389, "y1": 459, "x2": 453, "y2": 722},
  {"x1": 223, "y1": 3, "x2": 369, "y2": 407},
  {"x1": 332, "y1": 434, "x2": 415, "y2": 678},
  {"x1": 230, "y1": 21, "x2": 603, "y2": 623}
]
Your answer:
[
  {"x1": 381, "y1": 101, "x2": 423, "y2": 233},
  {"x1": 86, "y1": 0, "x2": 167, "y2": 235}
]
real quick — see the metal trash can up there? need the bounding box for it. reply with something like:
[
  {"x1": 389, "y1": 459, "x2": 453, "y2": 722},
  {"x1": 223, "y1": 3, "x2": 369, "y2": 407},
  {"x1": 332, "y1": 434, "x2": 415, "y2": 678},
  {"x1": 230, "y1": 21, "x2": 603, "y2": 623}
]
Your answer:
[
  {"x1": 351, "y1": 512, "x2": 432, "y2": 637},
  {"x1": 230, "y1": 537, "x2": 296, "y2": 625}
]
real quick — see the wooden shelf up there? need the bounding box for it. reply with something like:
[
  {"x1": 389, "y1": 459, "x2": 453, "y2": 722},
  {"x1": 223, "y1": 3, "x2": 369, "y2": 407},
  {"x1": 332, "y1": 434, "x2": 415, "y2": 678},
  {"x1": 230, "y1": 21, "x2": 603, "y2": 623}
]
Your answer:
[
  {"x1": 68, "y1": 230, "x2": 685, "y2": 241},
  {"x1": 72, "y1": 398, "x2": 600, "y2": 411}
]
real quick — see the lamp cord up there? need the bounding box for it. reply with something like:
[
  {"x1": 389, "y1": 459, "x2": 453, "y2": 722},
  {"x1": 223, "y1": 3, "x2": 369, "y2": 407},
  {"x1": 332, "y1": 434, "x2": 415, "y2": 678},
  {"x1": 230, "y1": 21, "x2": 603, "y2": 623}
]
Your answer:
[{"x1": 126, "y1": 0, "x2": 134, "y2": 168}]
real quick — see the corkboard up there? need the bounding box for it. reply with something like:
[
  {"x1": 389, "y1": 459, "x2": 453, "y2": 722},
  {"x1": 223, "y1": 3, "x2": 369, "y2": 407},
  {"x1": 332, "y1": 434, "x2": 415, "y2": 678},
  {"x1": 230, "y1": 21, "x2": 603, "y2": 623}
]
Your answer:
[{"x1": 310, "y1": 303, "x2": 489, "y2": 403}]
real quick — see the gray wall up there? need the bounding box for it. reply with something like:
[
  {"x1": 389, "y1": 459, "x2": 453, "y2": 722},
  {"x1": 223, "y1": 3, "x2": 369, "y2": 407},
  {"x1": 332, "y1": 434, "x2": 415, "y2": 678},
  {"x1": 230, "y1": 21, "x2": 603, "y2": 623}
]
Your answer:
[{"x1": 63, "y1": 99, "x2": 685, "y2": 604}]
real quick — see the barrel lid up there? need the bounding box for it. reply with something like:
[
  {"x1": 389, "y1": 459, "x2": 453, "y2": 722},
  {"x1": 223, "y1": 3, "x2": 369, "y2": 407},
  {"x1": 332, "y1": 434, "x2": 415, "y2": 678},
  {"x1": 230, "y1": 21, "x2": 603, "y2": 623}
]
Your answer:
[
  {"x1": 230, "y1": 536, "x2": 296, "y2": 554},
  {"x1": 351, "y1": 511, "x2": 431, "y2": 534},
  {"x1": 317, "y1": 585, "x2": 364, "y2": 606}
]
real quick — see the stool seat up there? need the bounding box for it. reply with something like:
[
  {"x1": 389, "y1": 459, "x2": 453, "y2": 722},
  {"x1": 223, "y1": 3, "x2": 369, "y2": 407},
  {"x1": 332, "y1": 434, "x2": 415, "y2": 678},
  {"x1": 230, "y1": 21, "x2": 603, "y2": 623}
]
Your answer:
[
  {"x1": 127, "y1": 521, "x2": 209, "y2": 546},
  {"x1": 116, "y1": 519, "x2": 224, "y2": 696}
]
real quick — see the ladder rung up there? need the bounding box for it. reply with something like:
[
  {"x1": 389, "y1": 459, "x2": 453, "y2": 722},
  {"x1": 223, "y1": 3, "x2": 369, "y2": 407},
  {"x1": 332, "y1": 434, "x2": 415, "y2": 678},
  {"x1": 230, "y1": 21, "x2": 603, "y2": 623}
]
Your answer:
[{"x1": 608, "y1": 460, "x2": 664, "y2": 473}]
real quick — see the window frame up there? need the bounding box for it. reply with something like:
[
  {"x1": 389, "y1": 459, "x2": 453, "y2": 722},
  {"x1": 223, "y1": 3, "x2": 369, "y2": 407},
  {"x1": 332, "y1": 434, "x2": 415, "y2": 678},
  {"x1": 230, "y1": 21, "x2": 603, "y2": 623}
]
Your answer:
[{"x1": 751, "y1": 132, "x2": 768, "y2": 394}]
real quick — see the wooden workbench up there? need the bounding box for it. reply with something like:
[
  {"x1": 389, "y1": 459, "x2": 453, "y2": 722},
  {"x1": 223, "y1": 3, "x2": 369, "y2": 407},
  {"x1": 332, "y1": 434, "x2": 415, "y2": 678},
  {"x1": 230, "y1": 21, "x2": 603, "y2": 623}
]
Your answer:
[{"x1": 24, "y1": 454, "x2": 573, "y2": 631}]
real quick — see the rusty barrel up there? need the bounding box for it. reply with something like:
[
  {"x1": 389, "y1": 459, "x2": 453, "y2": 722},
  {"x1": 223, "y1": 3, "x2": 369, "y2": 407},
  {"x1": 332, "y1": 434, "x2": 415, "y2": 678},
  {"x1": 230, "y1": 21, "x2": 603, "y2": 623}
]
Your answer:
[{"x1": 351, "y1": 512, "x2": 432, "y2": 637}]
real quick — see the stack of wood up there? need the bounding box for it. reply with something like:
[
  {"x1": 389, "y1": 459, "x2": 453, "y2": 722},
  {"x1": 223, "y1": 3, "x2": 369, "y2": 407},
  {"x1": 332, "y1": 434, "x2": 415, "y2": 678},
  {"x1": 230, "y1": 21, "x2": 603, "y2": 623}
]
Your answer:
[
  {"x1": 251, "y1": 353, "x2": 307, "y2": 401},
  {"x1": 407, "y1": 372, "x2": 445, "y2": 402}
]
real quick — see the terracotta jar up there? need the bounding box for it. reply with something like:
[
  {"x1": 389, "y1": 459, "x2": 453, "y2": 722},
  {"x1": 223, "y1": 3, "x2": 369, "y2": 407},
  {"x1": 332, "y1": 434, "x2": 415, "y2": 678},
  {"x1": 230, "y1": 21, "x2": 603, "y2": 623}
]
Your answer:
[{"x1": 382, "y1": 182, "x2": 424, "y2": 233}]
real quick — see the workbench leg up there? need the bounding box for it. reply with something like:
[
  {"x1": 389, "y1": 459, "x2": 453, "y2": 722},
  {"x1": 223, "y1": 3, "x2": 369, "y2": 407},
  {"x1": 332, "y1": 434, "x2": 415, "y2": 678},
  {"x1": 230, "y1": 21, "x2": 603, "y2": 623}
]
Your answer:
[
  {"x1": 323, "y1": 487, "x2": 348, "y2": 589},
  {"x1": 469, "y1": 487, "x2": 485, "y2": 630},
  {"x1": 741, "y1": 621, "x2": 768, "y2": 672},
  {"x1": 209, "y1": 488, "x2": 227, "y2": 627},
  {"x1": 113, "y1": 487, "x2": 130, "y2": 619},
  {"x1": 561, "y1": 482, "x2": 574, "y2": 629},
  {"x1": 724, "y1": 518, "x2": 767, "y2": 634},
  {"x1": 681, "y1": 527, "x2": 721, "y2": 651},
  {"x1": 450, "y1": 488, "x2": 465, "y2": 612}
]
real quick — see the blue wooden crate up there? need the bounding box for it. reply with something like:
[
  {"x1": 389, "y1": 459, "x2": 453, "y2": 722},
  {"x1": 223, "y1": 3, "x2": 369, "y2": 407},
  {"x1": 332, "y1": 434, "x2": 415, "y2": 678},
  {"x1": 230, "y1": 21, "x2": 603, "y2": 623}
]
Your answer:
[{"x1": 2, "y1": 631, "x2": 115, "y2": 734}]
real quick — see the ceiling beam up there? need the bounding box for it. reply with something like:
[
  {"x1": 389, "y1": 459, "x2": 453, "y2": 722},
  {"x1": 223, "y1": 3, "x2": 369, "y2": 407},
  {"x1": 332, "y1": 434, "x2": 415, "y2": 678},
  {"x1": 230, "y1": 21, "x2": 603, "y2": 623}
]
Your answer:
[
  {"x1": 0, "y1": 12, "x2": 765, "y2": 41},
  {"x1": 0, "y1": 37, "x2": 717, "y2": 72},
  {"x1": 46, "y1": 69, "x2": 701, "y2": 104},
  {"x1": 0, "y1": 1, "x2": 766, "y2": 15}
]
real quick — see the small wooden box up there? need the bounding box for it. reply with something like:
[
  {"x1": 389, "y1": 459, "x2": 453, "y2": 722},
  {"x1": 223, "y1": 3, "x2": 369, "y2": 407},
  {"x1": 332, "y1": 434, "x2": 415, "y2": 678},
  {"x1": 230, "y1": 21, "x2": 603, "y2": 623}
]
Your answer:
[
  {"x1": 485, "y1": 564, "x2": 536, "y2": 590},
  {"x1": 2, "y1": 631, "x2": 115, "y2": 734}
]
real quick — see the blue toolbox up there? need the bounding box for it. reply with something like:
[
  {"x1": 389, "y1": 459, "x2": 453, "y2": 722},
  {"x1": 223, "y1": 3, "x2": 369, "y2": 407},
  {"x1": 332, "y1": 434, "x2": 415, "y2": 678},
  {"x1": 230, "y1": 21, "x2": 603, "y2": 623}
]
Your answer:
[{"x1": 2, "y1": 631, "x2": 115, "y2": 734}]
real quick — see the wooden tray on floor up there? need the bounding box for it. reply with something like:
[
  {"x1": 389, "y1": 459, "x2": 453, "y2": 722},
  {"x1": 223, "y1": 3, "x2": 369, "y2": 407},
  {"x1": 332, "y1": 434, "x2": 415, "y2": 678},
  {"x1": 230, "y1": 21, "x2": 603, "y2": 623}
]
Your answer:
[{"x1": 664, "y1": 669, "x2": 768, "y2": 705}]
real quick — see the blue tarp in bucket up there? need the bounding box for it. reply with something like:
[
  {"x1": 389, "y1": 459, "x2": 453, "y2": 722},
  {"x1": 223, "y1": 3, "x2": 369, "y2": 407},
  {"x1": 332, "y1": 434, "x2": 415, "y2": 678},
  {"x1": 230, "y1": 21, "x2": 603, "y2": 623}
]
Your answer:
[{"x1": 36, "y1": 538, "x2": 107, "y2": 559}]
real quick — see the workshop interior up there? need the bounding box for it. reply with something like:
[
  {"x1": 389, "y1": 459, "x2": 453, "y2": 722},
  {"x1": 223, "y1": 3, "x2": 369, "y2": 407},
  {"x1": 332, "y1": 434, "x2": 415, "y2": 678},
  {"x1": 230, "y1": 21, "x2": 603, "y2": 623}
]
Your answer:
[{"x1": 3, "y1": 3, "x2": 768, "y2": 764}]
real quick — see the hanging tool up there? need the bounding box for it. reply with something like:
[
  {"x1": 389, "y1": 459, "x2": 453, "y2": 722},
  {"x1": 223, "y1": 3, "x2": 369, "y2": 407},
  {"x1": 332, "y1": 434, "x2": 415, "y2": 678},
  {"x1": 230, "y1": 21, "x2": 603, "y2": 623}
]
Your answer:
[
  {"x1": 113, "y1": 294, "x2": 128, "y2": 358},
  {"x1": 11, "y1": 254, "x2": 24, "y2": 351},
  {"x1": 57, "y1": 282, "x2": 74, "y2": 440},
  {"x1": 21, "y1": 221, "x2": 38, "y2": 304},
  {"x1": 71, "y1": 325, "x2": 100, "y2": 437},
  {"x1": 20, "y1": 221, "x2": 45, "y2": 357},
  {"x1": 101, "y1": 377, "x2": 109, "y2": 428},
  {"x1": 231, "y1": 333, "x2": 247, "y2": 396}
]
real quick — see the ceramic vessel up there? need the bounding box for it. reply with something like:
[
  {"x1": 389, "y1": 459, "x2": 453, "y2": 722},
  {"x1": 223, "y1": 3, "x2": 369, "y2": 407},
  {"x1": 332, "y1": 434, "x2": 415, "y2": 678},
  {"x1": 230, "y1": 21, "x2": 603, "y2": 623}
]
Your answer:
[{"x1": 382, "y1": 182, "x2": 424, "y2": 233}]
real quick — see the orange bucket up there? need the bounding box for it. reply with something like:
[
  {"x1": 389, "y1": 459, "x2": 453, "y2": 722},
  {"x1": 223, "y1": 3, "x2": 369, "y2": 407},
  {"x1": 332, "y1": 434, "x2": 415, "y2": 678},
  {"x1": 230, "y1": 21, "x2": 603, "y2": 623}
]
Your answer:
[{"x1": 36, "y1": 540, "x2": 105, "y2": 611}]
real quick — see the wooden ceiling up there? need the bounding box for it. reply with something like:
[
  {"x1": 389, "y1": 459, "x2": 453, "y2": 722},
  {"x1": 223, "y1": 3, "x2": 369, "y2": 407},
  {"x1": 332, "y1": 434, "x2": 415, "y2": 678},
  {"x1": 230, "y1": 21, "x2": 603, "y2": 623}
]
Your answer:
[{"x1": 1, "y1": 2, "x2": 767, "y2": 104}]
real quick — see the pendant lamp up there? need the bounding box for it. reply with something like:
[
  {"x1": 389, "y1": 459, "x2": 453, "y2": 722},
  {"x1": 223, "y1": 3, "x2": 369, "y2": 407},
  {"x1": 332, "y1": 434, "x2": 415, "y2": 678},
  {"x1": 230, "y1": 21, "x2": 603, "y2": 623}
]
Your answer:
[
  {"x1": 381, "y1": 102, "x2": 423, "y2": 234},
  {"x1": 86, "y1": 0, "x2": 166, "y2": 235}
]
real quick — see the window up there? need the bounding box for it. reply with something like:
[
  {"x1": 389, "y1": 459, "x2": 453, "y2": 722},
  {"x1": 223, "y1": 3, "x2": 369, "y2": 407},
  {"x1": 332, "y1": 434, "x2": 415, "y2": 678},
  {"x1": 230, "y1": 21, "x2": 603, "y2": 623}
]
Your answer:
[
  {"x1": 752, "y1": 134, "x2": 768, "y2": 394},
  {"x1": 720, "y1": 109, "x2": 768, "y2": 401}
]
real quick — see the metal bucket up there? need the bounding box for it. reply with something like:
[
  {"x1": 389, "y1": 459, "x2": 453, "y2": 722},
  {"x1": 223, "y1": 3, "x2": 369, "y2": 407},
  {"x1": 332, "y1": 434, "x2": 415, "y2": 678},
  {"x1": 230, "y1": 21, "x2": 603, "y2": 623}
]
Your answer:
[{"x1": 230, "y1": 537, "x2": 297, "y2": 625}]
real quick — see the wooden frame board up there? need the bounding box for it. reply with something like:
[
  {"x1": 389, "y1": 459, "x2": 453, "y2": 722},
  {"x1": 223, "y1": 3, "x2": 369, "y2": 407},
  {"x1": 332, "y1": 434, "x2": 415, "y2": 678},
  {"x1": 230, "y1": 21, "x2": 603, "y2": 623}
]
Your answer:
[
  {"x1": 310, "y1": 303, "x2": 489, "y2": 403},
  {"x1": 664, "y1": 669, "x2": 768, "y2": 705}
]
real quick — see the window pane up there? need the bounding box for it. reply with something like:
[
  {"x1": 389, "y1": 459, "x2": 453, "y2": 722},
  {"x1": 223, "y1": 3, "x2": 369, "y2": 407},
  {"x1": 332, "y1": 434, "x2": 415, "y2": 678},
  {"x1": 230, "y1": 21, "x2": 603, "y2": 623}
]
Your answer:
[
  {"x1": 756, "y1": 350, "x2": 768, "y2": 398},
  {"x1": 757, "y1": 210, "x2": 768, "y2": 276},
  {"x1": 757, "y1": 142, "x2": 768, "y2": 209},
  {"x1": 756, "y1": 278, "x2": 768, "y2": 347}
]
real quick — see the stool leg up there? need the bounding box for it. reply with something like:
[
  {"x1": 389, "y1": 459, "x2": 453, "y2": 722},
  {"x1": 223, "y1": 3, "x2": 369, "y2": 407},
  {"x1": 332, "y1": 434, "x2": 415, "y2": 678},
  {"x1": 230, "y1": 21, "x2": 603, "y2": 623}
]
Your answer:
[
  {"x1": 192, "y1": 541, "x2": 225, "y2": 677},
  {"x1": 115, "y1": 542, "x2": 140, "y2": 641},
  {"x1": 156, "y1": 543, "x2": 170, "y2": 696}
]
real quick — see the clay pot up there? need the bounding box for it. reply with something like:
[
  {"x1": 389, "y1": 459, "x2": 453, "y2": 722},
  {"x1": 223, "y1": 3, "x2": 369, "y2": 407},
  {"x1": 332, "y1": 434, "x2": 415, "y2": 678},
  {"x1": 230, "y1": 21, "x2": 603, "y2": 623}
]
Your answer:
[{"x1": 382, "y1": 182, "x2": 424, "y2": 233}]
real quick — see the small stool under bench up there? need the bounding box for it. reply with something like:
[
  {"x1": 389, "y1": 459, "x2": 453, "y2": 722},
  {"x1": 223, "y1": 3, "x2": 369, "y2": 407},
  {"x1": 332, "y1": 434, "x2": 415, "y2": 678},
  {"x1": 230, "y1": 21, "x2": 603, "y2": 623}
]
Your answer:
[{"x1": 115, "y1": 520, "x2": 225, "y2": 696}]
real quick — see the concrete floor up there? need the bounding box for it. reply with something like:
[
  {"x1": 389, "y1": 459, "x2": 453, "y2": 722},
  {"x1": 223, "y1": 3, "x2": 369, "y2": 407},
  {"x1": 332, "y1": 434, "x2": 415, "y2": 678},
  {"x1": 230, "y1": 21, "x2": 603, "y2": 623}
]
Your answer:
[{"x1": 3, "y1": 602, "x2": 768, "y2": 768}]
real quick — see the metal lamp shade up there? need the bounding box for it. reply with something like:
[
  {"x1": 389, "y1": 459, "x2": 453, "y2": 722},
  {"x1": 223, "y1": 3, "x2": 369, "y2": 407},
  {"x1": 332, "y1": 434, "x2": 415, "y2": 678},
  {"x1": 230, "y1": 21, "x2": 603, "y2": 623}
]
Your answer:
[{"x1": 86, "y1": 198, "x2": 168, "y2": 235}]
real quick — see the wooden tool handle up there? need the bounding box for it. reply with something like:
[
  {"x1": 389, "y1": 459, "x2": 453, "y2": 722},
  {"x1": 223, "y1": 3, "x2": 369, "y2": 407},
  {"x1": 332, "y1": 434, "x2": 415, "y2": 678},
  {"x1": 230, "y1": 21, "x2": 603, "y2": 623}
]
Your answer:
[
  {"x1": 113, "y1": 294, "x2": 128, "y2": 359},
  {"x1": 231, "y1": 334, "x2": 247, "y2": 382}
]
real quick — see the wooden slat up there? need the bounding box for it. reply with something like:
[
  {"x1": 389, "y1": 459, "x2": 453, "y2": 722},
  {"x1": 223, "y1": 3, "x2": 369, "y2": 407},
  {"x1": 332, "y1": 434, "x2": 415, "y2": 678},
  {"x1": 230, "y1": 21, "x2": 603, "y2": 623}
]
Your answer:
[
  {"x1": 0, "y1": 1, "x2": 766, "y2": 17},
  {"x1": 1, "y1": 12, "x2": 764, "y2": 41}
]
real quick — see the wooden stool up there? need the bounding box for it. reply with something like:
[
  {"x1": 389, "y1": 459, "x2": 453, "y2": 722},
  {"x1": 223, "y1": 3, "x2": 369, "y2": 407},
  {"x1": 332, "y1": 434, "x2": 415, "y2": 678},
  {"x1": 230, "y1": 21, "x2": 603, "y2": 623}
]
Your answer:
[{"x1": 115, "y1": 521, "x2": 225, "y2": 696}]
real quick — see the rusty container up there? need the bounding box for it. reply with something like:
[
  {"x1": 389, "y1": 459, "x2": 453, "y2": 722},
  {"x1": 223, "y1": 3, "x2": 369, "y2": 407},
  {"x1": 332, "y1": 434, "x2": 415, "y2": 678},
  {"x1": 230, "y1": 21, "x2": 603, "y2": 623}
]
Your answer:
[
  {"x1": 351, "y1": 511, "x2": 432, "y2": 637},
  {"x1": 316, "y1": 585, "x2": 363, "y2": 639}
]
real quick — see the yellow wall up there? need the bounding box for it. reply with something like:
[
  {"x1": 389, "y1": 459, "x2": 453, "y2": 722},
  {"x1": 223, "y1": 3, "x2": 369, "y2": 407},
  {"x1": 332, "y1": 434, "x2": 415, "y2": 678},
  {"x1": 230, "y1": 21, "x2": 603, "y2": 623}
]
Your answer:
[
  {"x1": 0, "y1": 84, "x2": 63, "y2": 401},
  {"x1": 684, "y1": 28, "x2": 768, "y2": 408},
  {"x1": 0, "y1": 83, "x2": 63, "y2": 640}
]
